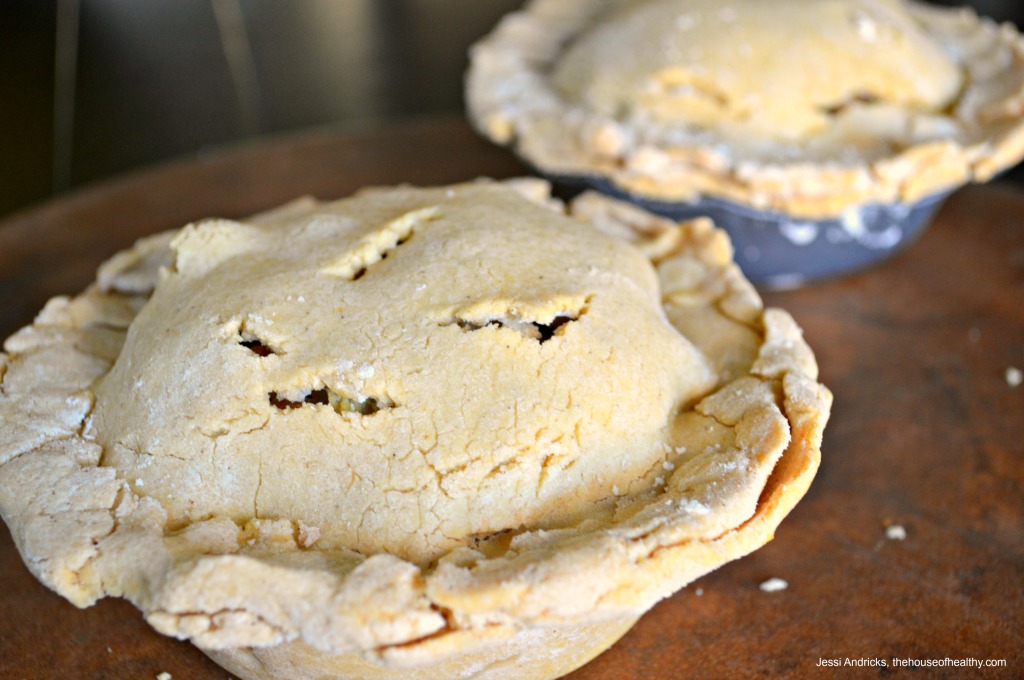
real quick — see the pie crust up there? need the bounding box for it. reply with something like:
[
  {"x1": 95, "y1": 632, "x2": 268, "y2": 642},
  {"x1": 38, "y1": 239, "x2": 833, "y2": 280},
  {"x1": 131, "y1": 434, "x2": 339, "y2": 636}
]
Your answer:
[
  {"x1": 467, "y1": 0, "x2": 1024, "y2": 218},
  {"x1": 0, "y1": 180, "x2": 831, "y2": 679}
]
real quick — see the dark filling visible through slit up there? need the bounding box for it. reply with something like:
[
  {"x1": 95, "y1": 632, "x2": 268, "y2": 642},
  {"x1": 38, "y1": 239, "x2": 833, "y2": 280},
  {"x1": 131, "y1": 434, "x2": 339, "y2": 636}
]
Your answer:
[
  {"x1": 821, "y1": 92, "x2": 879, "y2": 116},
  {"x1": 456, "y1": 314, "x2": 575, "y2": 344},
  {"x1": 269, "y1": 388, "x2": 388, "y2": 415},
  {"x1": 269, "y1": 389, "x2": 327, "y2": 409},
  {"x1": 346, "y1": 230, "x2": 413, "y2": 281},
  {"x1": 241, "y1": 339, "x2": 275, "y2": 356},
  {"x1": 536, "y1": 316, "x2": 572, "y2": 343}
]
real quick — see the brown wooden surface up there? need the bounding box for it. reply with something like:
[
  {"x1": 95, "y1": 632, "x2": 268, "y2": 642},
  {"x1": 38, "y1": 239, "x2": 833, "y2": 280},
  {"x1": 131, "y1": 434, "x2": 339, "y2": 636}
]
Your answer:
[{"x1": 0, "y1": 116, "x2": 1021, "y2": 679}]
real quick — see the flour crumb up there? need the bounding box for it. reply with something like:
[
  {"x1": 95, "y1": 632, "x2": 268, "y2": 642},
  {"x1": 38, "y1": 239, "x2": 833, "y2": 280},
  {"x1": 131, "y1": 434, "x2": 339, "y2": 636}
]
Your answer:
[
  {"x1": 157, "y1": 673, "x2": 172, "y2": 680},
  {"x1": 297, "y1": 520, "x2": 321, "y2": 548},
  {"x1": 885, "y1": 524, "x2": 907, "y2": 541},
  {"x1": 679, "y1": 499, "x2": 706, "y2": 515},
  {"x1": 759, "y1": 577, "x2": 788, "y2": 593},
  {"x1": 612, "y1": 485, "x2": 620, "y2": 496},
  {"x1": 853, "y1": 11, "x2": 879, "y2": 41},
  {"x1": 662, "y1": 460, "x2": 675, "y2": 471},
  {"x1": 1006, "y1": 366, "x2": 1022, "y2": 388},
  {"x1": 695, "y1": 587, "x2": 704, "y2": 596}
]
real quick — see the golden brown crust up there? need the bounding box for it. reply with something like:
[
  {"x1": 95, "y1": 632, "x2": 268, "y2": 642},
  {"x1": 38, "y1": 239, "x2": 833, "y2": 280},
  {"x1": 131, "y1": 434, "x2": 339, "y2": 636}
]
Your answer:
[
  {"x1": 467, "y1": 0, "x2": 1024, "y2": 218},
  {"x1": 0, "y1": 180, "x2": 830, "y2": 675}
]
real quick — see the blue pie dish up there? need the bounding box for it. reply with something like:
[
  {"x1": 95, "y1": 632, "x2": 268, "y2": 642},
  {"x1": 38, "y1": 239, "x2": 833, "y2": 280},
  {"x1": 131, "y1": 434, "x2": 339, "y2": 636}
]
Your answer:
[{"x1": 550, "y1": 173, "x2": 951, "y2": 289}]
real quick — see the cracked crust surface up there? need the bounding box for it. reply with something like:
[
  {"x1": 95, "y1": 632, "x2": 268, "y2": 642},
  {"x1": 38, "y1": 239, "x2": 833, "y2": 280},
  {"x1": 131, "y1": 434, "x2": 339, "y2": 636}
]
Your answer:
[
  {"x1": 0, "y1": 179, "x2": 830, "y2": 677},
  {"x1": 467, "y1": 0, "x2": 1024, "y2": 217},
  {"x1": 91, "y1": 183, "x2": 715, "y2": 565}
]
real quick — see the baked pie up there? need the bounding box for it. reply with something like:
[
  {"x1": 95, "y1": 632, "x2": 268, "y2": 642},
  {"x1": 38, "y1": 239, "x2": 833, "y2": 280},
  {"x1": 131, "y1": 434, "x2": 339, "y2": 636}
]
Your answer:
[
  {"x1": 0, "y1": 179, "x2": 830, "y2": 679},
  {"x1": 467, "y1": 0, "x2": 1024, "y2": 283}
]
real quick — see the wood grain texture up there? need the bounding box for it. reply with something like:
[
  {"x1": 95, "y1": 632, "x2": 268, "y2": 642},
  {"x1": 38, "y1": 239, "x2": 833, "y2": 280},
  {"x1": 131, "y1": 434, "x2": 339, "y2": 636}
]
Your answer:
[{"x1": 0, "y1": 116, "x2": 1021, "y2": 679}]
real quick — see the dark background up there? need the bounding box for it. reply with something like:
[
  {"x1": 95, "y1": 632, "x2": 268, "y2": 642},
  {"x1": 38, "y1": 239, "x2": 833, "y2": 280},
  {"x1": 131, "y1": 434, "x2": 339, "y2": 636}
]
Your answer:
[{"x1": 0, "y1": 0, "x2": 1021, "y2": 220}]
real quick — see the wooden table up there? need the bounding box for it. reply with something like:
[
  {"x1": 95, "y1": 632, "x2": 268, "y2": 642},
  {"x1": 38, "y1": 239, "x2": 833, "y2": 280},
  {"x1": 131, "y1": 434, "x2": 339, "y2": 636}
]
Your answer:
[{"x1": 1, "y1": 116, "x2": 1021, "y2": 678}]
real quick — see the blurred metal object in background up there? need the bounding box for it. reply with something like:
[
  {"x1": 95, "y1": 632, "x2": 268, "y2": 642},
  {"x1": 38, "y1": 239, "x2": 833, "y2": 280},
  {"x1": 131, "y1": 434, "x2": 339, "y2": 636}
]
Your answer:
[
  {"x1": 0, "y1": 0, "x2": 1021, "y2": 219},
  {"x1": 0, "y1": 0, "x2": 523, "y2": 218},
  {"x1": 52, "y1": 0, "x2": 79, "y2": 193},
  {"x1": 211, "y1": 0, "x2": 262, "y2": 137}
]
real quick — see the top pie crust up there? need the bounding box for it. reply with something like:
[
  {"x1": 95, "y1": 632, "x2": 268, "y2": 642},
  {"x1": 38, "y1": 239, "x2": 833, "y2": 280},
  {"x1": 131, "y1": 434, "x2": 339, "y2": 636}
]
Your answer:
[
  {"x1": 467, "y1": 0, "x2": 1024, "y2": 217},
  {"x1": 0, "y1": 180, "x2": 830, "y2": 667}
]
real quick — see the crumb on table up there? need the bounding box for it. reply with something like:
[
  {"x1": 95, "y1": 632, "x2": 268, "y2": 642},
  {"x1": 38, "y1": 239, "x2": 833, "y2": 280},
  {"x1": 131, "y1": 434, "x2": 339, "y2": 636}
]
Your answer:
[
  {"x1": 759, "y1": 577, "x2": 788, "y2": 592},
  {"x1": 885, "y1": 524, "x2": 907, "y2": 541}
]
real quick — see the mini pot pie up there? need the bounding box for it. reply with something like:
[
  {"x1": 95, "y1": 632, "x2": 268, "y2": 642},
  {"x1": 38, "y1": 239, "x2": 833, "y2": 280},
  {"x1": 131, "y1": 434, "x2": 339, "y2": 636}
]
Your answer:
[
  {"x1": 467, "y1": 0, "x2": 1024, "y2": 285},
  {"x1": 0, "y1": 179, "x2": 830, "y2": 679}
]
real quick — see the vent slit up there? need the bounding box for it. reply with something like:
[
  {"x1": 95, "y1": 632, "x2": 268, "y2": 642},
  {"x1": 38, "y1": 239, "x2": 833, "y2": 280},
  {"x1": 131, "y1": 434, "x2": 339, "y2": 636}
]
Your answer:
[
  {"x1": 821, "y1": 91, "x2": 880, "y2": 116},
  {"x1": 321, "y1": 205, "x2": 437, "y2": 281},
  {"x1": 269, "y1": 388, "x2": 393, "y2": 415},
  {"x1": 444, "y1": 298, "x2": 591, "y2": 344},
  {"x1": 241, "y1": 338, "x2": 275, "y2": 356}
]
